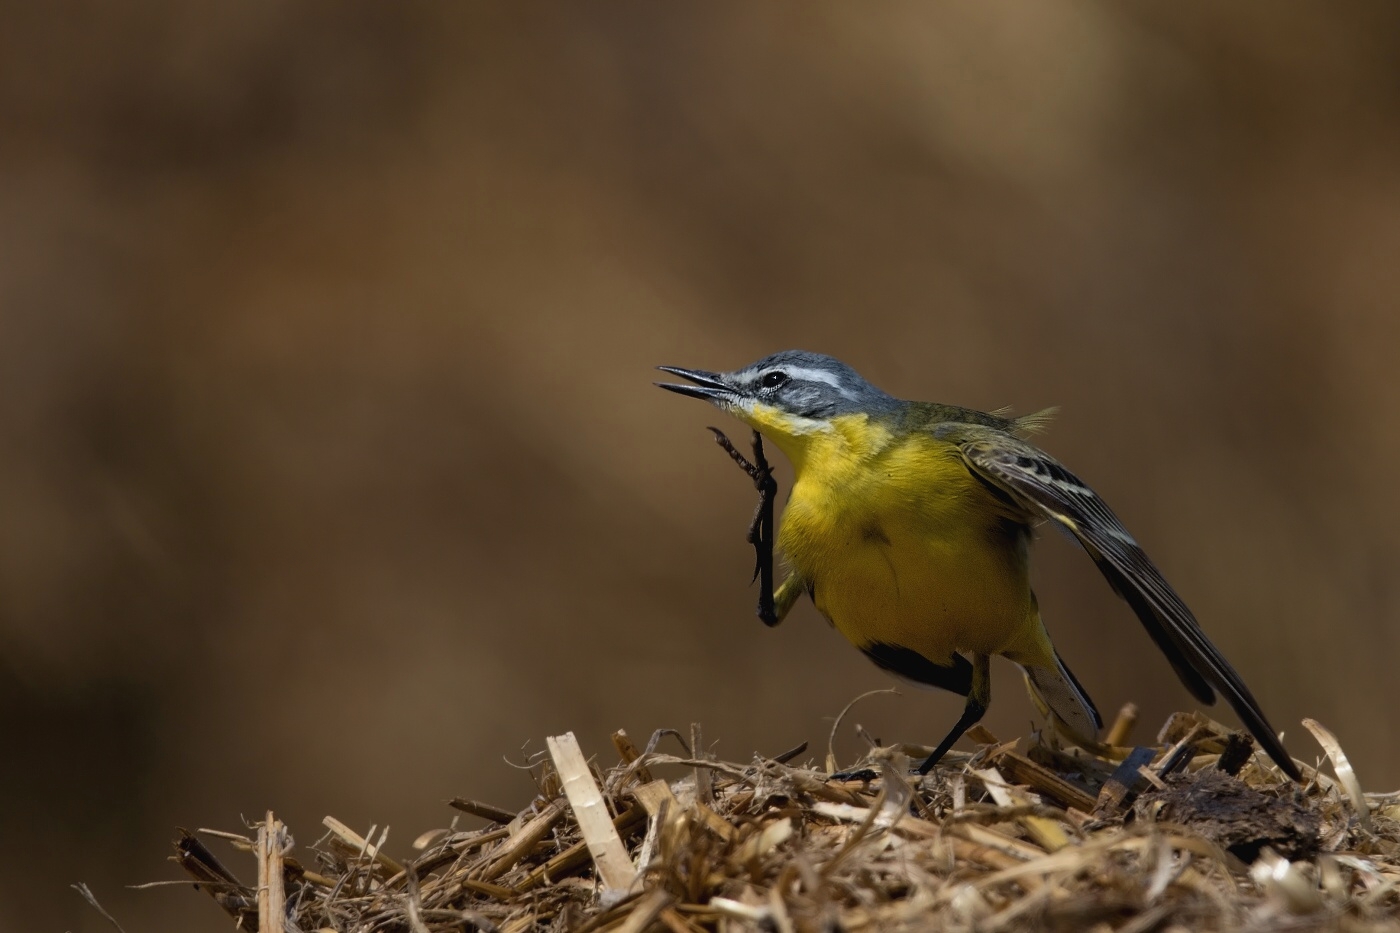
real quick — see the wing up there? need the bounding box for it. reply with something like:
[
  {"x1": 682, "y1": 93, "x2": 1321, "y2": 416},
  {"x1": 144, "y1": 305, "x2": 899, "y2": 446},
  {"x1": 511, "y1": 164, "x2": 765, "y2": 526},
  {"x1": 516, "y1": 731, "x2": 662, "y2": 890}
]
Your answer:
[{"x1": 933, "y1": 422, "x2": 1300, "y2": 780}]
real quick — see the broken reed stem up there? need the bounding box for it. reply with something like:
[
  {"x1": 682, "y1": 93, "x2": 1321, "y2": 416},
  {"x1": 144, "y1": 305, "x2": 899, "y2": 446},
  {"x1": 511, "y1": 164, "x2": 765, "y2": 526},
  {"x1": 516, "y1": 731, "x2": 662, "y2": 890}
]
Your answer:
[
  {"x1": 614, "y1": 888, "x2": 675, "y2": 933},
  {"x1": 322, "y1": 816, "x2": 405, "y2": 876},
  {"x1": 448, "y1": 798, "x2": 516, "y2": 824},
  {"x1": 611, "y1": 729, "x2": 654, "y2": 785},
  {"x1": 256, "y1": 812, "x2": 286, "y2": 933},
  {"x1": 477, "y1": 801, "x2": 565, "y2": 881},
  {"x1": 1105, "y1": 702, "x2": 1139, "y2": 747},
  {"x1": 546, "y1": 732, "x2": 637, "y2": 892},
  {"x1": 690, "y1": 722, "x2": 712, "y2": 807}
]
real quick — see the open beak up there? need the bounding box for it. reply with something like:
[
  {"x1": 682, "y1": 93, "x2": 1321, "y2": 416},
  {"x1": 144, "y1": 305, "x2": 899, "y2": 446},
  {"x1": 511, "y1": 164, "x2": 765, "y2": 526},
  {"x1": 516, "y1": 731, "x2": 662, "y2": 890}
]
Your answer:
[{"x1": 655, "y1": 365, "x2": 736, "y2": 403}]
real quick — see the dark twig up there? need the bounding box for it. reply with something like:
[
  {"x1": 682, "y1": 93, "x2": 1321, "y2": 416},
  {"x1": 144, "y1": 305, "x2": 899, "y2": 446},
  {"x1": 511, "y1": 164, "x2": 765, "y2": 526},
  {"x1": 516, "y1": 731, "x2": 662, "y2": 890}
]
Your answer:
[
  {"x1": 771, "y1": 741, "x2": 810, "y2": 765},
  {"x1": 1217, "y1": 732, "x2": 1256, "y2": 777}
]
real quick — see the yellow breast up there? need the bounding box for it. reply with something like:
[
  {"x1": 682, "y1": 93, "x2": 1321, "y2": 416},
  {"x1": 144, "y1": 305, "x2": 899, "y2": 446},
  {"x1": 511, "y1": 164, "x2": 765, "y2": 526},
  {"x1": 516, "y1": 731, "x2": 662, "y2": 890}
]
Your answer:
[{"x1": 776, "y1": 420, "x2": 1042, "y2": 666}]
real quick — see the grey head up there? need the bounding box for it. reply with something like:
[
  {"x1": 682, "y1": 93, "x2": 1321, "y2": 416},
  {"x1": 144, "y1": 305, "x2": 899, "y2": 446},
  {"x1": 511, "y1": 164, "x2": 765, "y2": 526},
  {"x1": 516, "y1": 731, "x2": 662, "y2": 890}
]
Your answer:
[{"x1": 657, "y1": 349, "x2": 901, "y2": 419}]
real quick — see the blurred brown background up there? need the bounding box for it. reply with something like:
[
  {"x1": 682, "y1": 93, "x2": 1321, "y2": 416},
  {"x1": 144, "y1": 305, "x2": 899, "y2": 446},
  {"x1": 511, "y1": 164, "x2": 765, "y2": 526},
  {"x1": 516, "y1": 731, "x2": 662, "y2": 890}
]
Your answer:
[{"x1": 4, "y1": 3, "x2": 1400, "y2": 929}]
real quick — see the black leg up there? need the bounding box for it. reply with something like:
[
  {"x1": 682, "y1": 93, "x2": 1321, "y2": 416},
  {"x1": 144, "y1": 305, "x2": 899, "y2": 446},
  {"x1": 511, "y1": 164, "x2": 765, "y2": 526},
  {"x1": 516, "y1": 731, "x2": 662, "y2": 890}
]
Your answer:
[
  {"x1": 829, "y1": 649, "x2": 988, "y2": 781},
  {"x1": 709, "y1": 428, "x2": 780, "y2": 626},
  {"x1": 916, "y1": 653, "x2": 992, "y2": 775},
  {"x1": 832, "y1": 693, "x2": 987, "y2": 783},
  {"x1": 915, "y1": 697, "x2": 988, "y2": 774}
]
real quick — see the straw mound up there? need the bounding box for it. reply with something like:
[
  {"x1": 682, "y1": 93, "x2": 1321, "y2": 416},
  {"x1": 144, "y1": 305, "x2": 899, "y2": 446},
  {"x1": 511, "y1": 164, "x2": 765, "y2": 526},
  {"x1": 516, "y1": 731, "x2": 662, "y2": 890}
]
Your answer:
[{"x1": 173, "y1": 710, "x2": 1400, "y2": 932}]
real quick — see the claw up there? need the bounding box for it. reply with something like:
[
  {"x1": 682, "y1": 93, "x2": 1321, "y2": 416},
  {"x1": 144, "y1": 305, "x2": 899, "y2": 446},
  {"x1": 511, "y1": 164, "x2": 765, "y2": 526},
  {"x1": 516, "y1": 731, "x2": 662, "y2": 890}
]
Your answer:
[{"x1": 709, "y1": 428, "x2": 779, "y2": 624}]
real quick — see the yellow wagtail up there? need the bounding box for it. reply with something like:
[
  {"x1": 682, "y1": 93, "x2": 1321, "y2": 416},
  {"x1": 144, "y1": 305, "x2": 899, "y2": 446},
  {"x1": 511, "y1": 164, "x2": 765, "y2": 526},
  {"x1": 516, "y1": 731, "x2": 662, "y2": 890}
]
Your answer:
[{"x1": 658, "y1": 350, "x2": 1299, "y2": 779}]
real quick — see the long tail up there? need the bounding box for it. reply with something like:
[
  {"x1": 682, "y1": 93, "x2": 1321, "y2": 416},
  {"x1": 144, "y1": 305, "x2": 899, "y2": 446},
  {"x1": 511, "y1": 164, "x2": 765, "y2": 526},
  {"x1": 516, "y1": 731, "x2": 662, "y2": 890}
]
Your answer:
[{"x1": 1021, "y1": 652, "x2": 1102, "y2": 743}]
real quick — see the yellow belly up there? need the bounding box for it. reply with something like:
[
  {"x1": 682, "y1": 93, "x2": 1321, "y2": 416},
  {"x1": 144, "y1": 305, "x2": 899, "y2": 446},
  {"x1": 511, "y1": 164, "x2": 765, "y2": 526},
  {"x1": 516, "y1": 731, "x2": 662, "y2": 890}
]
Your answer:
[{"x1": 777, "y1": 436, "x2": 1050, "y2": 667}]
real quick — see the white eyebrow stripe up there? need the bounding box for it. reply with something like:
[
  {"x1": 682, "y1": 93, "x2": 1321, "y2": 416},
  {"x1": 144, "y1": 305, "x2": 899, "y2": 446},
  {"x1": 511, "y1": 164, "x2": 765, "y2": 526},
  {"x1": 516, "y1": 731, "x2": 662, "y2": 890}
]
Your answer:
[{"x1": 776, "y1": 366, "x2": 859, "y2": 398}]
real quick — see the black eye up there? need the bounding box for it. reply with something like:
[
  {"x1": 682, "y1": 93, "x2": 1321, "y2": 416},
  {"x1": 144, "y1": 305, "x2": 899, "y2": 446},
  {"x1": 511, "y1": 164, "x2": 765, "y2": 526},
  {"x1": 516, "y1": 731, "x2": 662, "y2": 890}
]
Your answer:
[{"x1": 761, "y1": 371, "x2": 789, "y2": 388}]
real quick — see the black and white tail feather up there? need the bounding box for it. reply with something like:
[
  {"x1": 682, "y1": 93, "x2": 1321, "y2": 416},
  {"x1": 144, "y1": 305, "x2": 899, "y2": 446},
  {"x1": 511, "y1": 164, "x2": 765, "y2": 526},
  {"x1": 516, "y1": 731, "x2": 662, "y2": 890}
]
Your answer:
[{"x1": 1021, "y1": 652, "x2": 1102, "y2": 742}]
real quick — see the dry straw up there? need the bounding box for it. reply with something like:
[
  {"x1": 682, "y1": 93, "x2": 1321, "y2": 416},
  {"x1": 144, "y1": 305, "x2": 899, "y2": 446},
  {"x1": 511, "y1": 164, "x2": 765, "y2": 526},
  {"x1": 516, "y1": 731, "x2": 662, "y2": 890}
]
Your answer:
[{"x1": 163, "y1": 712, "x2": 1400, "y2": 932}]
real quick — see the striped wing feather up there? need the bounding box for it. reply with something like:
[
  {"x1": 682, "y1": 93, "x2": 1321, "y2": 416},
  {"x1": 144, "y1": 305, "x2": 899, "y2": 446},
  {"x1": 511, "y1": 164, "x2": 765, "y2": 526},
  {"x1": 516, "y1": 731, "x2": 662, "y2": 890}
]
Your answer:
[{"x1": 937, "y1": 424, "x2": 1299, "y2": 780}]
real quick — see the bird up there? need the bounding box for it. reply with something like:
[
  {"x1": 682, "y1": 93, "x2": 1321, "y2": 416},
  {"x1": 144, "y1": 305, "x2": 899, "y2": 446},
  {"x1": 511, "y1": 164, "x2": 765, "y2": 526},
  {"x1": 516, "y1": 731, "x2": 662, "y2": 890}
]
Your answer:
[{"x1": 657, "y1": 350, "x2": 1300, "y2": 779}]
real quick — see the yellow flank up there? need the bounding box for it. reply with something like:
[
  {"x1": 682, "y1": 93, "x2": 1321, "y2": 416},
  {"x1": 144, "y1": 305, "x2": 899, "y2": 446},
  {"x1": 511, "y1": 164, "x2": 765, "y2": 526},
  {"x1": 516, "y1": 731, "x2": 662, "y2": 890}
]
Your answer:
[{"x1": 752, "y1": 406, "x2": 1057, "y2": 671}]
